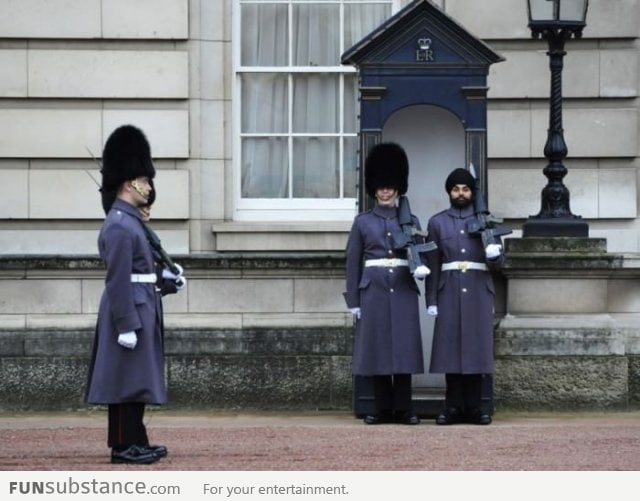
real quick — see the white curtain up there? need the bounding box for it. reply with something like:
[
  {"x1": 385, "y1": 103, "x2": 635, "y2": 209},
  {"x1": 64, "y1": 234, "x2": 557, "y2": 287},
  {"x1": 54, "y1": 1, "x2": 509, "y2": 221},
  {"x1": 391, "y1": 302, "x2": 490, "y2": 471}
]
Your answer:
[{"x1": 240, "y1": 1, "x2": 391, "y2": 199}]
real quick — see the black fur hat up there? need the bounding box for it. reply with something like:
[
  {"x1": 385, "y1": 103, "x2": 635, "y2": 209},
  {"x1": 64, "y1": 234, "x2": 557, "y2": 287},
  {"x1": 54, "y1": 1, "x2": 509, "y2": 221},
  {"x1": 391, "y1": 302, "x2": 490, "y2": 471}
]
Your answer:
[
  {"x1": 445, "y1": 167, "x2": 475, "y2": 193},
  {"x1": 364, "y1": 142, "x2": 409, "y2": 198},
  {"x1": 100, "y1": 189, "x2": 117, "y2": 215},
  {"x1": 100, "y1": 124, "x2": 155, "y2": 194}
]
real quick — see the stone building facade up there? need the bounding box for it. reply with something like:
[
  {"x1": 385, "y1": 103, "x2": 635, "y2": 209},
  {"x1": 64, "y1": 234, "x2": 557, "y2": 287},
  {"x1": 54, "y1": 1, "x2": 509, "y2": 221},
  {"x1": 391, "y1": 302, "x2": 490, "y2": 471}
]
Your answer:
[{"x1": 1, "y1": 0, "x2": 639, "y2": 412}]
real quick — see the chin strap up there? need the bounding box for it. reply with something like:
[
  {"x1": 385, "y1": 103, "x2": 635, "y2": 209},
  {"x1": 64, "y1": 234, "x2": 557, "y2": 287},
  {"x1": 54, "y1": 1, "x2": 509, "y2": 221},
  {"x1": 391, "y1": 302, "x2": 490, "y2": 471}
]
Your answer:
[{"x1": 130, "y1": 179, "x2": 149, "y2": 200}]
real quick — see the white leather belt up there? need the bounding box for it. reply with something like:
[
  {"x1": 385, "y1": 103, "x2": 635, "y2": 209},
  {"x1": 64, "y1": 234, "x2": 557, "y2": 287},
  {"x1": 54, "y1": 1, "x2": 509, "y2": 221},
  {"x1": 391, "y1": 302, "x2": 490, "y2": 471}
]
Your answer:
[
  {"x1": 441, "y1": 261, "x2": 488, "y2": 272},
  {"x1": 365, "y1": 258, "x2": 409, "y2": 267},
  {"x1": 131, "y1": 273, "x2": 157, "y2": 283}
]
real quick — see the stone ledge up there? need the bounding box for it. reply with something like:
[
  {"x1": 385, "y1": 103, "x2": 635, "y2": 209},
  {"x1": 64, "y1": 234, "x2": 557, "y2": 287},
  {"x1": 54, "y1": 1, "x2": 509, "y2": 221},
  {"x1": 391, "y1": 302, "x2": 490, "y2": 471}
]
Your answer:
[
  {"x1": 0, "y1": 313, "x2": 352, "y2": 332},
  {"x1": 212, "y1": 222, "x2": 351, "y2": 233},
  {"x1": 495, "y1": 314, "x2": 640, "y2": 356},
  {"x1": 0, "y1": 327, "x2": 354, "y2": 357},
  {"x1": 0, "y1": 253, "x2": 346, "y2": 272},
  {"x1": 503, "y1": 240, "x2": 624, "y2": 276},
  {"x1": 506, "y1": 237, "x2": 606, "y2": 253}
]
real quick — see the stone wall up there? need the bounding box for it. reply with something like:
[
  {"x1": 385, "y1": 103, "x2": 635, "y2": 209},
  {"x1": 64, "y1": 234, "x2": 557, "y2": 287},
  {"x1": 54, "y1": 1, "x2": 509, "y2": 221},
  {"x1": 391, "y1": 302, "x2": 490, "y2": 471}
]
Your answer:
[
  {"x1": 0, "y1": 254, "x2": 354, "y2": 412},
  {"x1": 4, "y1": 247, "x2": 640, "y2": 412},
  {"x1": 0, "y1": 327, "x2": 353, "y2": 412}
]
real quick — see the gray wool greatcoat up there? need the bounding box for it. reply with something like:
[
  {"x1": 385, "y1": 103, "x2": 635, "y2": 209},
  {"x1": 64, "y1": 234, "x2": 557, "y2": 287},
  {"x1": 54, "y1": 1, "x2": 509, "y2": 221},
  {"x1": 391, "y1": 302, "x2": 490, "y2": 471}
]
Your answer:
[
  {"x1": 85, "y1": 199, "x2": 167, "y2": 405},
  {"x1": 343, "y1": 204, "x2": 424, "y2": 376},
  {"x1": 425, "y1": 204, "x2": 505, "y2": 374}
]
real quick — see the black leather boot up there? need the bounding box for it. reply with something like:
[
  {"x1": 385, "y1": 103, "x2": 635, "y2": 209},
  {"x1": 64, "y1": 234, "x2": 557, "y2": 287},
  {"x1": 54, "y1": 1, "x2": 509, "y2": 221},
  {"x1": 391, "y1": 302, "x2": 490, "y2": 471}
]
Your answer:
[
  {"x1": 394, "y1": 410, "x2": 420, "y2": 425},
  {"x1": 363, "y1": 410, "x2": 393, "y2": 425},
  {"x1": 466, "y1": 408, "x2": 492, "y2": 425},
  {"x1": 435, "y1": 407, "x2": 464, "y2": 425}
]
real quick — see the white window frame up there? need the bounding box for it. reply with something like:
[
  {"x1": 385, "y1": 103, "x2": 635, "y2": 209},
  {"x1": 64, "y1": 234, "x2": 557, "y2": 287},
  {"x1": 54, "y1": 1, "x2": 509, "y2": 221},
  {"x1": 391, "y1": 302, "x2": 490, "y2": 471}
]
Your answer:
[{"x1": 232, "y1": 0, "x2": 400, "y2": 222}]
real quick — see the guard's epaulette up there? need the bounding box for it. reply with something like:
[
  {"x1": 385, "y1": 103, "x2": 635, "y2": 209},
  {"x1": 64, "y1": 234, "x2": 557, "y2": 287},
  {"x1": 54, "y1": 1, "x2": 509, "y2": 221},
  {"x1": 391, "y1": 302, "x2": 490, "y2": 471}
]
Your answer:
[{"x1": 107, "y1": 208, "x2": 127, "y2": 223}]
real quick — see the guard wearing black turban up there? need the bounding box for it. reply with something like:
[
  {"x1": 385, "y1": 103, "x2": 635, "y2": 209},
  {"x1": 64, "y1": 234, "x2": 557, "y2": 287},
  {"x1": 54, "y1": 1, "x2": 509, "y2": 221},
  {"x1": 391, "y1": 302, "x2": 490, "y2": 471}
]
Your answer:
[{"x1": 425, "y1": 166, "x2": 505, "y2": 426}]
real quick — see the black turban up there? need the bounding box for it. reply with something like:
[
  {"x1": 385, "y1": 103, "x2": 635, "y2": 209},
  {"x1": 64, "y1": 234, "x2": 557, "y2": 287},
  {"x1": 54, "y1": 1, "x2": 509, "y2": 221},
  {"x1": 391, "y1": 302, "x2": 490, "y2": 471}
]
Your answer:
[{"x1": 445, "y1": 168, "x2": 475, "y2": 193}]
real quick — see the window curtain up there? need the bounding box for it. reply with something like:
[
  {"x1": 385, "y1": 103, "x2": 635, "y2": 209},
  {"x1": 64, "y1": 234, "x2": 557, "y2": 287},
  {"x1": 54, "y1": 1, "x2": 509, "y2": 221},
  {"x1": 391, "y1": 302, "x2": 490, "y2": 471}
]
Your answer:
[
  {"x1": 241, "y1": 4, "x2": 288, "y2": 198},
  {"x1": 241, "y1": 2, "x2": 391, "y2": 199}
]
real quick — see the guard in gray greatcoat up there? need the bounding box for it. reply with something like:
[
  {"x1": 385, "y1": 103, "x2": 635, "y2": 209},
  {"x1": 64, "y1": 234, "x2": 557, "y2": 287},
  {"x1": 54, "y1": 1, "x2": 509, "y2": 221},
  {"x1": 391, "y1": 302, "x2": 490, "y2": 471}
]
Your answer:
[
  {"x1": 86, "y1": 125, "x2": 168, "y2": 464},
  {"x1": 343, "y1": 143, "x2": 430, "y2": 425},
  {"x1": 425, "y1": 168, "x2": 505, "y2": 425}
]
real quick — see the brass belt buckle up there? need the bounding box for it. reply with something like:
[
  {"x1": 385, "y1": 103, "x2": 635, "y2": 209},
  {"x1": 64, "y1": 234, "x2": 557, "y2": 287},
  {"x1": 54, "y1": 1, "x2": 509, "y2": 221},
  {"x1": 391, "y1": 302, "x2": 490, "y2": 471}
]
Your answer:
[{"x1": 457, "y1": 261, "x2": 469, "y2": 273}]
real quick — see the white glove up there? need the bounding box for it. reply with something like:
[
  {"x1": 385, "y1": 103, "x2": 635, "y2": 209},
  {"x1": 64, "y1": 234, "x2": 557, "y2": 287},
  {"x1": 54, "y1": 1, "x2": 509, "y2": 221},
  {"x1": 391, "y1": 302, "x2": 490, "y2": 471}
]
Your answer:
[
  {"x1": 162, "y1": 264, "x2": 184, "y2": 281},
  {"x1": 349, "y1": 307, "x2": 361, "y2": 320},
  {"x1": 174, "y1": 276, "x2": 186, "y2": 291},
  {"x1": 427, "y1": 305, "x2": 438, "y2": 317},
  {"x1": 485, "y1": 243, "x2": 502, "y2": 259},
  {"x1": 412, "y1": 265, "x2": 431, "y2": 280},
  {"x1": 118, "y1": 331, "x2": 137, "y2": 349}
]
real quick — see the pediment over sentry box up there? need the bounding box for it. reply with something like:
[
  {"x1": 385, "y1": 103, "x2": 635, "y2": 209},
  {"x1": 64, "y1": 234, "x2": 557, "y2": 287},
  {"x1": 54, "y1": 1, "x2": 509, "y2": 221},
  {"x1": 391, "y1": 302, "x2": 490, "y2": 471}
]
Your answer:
[{"x1": 342, "y1": 0, "x2": 503, "y2": 71}]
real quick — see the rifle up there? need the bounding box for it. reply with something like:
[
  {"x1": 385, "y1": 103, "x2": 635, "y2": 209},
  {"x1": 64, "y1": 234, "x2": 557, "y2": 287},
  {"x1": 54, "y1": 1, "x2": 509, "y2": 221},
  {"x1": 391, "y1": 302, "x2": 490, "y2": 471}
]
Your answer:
[
  {"x1": 391, "y1": 195, "x2": 437, "y2": 273},
  {"x1": 465, "y1": 186, "x2": 512, "y2": 248},
  {"x1": 141, "y1": 224, "x2": 183, "y2": 277}
]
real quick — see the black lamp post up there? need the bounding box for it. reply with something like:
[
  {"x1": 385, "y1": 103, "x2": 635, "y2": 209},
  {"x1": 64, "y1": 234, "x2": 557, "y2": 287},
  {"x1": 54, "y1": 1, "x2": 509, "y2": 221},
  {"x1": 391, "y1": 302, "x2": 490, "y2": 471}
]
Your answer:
[{"x1": 522, "y1": 0, "x2": 589, "y2": 237}]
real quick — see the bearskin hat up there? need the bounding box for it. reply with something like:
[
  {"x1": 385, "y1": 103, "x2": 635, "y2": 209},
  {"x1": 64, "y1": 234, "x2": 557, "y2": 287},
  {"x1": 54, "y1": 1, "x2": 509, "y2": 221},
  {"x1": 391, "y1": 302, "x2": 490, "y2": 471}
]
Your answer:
[
  {"x1": 100, "y1": 124, "x2": 155, "y2": 193},
  {"x1": 445, "y1": 167, "x2": 476, "y2": 193},
  {"x1": 364, "y1": 142, "x2": 409, "y2": 198},
  {"x1": 100, "y1": 189, "x2": 117, "y2": 215}
]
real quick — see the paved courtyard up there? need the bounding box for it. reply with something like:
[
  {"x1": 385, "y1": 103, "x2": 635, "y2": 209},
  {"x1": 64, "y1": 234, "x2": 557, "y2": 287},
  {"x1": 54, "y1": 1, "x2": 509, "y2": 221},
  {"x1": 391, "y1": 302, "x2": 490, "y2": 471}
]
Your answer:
[{"x1": 1, "y1": 410, "x2": 640, "y2": 471}]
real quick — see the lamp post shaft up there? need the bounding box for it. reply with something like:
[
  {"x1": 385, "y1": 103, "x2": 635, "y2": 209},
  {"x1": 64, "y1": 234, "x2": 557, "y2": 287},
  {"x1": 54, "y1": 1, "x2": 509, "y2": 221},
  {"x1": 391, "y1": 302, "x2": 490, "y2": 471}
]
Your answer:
[
  {"x1": 538, "y1": 33, "x2": 571, "y2": 218},
  {"x1": 522, "y1": 29, "x2": 588, "y2": 237}
]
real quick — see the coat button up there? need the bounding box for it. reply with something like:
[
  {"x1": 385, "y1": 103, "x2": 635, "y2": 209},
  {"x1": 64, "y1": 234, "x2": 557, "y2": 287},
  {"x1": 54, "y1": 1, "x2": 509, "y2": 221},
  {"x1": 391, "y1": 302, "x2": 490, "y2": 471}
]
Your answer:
[
  {"x1": 461, "y1": 248, "x2": 466, "y2": 253},
  {"x1": 389, "y1": 269, "x2": 394, "y2": 273},
  {"x1": 462, "y1": 288, "x2": 467, "y2": 293},
  {"x1": 390, "y1": 288, "x2": 394, "y2": 292}
]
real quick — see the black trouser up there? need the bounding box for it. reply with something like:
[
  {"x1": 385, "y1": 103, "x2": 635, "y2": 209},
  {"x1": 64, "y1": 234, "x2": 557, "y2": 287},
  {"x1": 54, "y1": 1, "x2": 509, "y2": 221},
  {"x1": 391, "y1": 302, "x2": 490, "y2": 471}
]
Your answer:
[
  {"x1": 372, "y1": 374, "x2": 412, "y2": 414},
  {"x1": 444, "y1": 374, "x2": 482, "y2": 413},
  {"x1": 108, "y1": 402, "x2": 149, "y2": 449}
]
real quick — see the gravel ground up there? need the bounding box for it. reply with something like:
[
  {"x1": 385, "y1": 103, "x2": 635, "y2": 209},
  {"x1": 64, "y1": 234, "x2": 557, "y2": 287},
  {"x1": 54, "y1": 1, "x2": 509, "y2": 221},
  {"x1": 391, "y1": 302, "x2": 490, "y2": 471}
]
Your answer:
[{"x1": 1, "y1": 410, "x2": 639, "y2": 471}]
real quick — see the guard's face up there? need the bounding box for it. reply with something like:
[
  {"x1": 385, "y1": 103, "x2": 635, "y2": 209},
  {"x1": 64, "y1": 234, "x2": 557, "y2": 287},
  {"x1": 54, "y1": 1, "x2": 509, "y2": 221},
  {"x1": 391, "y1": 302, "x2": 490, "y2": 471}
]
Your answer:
[
  {"x1": 375, "y1": 187, "x2": 398, "y2": 207},
  {"x1": 128, "y1": 176, "x2": 153, "y2": 207},
  {"x1": 449, "y1": 184, "x2": 473, "y2": 208}
]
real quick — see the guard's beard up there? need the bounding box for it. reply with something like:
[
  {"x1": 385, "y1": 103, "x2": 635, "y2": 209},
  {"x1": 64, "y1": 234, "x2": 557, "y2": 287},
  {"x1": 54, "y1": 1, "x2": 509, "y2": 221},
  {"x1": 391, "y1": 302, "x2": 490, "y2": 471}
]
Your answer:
[{"x1": 450, "y1": 196, "x2": 472, "y2": 208}]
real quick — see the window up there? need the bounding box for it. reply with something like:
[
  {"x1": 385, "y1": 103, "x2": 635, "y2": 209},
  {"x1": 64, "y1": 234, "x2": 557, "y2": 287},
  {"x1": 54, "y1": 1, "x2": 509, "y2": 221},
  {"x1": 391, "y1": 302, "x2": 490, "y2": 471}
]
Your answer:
[{"x1": 234, "y1": 0, "x2": 396, "y2": 220}]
